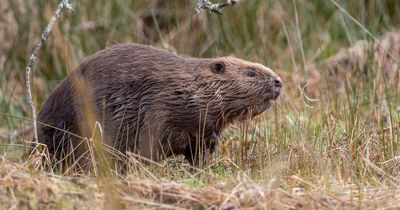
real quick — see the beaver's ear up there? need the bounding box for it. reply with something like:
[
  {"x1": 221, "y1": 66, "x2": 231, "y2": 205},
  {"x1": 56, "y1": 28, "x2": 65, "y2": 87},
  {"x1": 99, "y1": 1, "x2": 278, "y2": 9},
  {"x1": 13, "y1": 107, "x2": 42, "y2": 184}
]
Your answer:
[{"x1": 211, "y1": 62, "x2": 226, "y2": 74}]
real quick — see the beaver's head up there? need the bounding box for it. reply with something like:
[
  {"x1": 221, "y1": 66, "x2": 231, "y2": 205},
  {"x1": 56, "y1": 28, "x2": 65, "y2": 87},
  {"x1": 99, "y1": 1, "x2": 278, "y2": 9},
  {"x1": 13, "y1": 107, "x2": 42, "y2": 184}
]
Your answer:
[{"x1": 193, "y1": 57, "x2": 282, "y2": 126}]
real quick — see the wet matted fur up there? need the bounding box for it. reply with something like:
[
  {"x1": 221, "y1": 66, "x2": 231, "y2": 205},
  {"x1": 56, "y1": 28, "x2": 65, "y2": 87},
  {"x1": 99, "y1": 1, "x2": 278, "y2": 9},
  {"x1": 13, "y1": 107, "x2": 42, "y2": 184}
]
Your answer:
[{"x1": 37, "y1": 44, "x2": 282, "y2": 171}]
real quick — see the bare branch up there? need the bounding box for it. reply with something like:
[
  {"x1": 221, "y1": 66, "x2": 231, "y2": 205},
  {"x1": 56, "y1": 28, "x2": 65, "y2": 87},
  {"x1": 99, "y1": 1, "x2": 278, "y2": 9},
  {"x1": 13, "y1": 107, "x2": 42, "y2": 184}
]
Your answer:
[
  {"x1": 25, "y1": 0, "x2": 73, "y2": 143},
  {"x1": 195, "y1": 0, "x2": 239, "y2": 15}
]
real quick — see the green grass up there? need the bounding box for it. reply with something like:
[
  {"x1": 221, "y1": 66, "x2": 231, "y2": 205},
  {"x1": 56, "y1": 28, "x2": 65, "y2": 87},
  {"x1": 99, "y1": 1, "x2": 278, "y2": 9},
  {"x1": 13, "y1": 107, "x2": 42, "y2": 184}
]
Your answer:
[{"x1": 1, "y1": 0, "x2": 400, "y2": 209}]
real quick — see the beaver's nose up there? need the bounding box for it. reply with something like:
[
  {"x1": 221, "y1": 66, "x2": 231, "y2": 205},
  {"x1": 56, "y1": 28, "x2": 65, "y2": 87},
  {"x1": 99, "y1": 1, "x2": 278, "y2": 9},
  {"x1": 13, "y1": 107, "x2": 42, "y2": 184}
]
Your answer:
[{"x1": 274, "y1": 77, "x2": 283, "y2": 88}]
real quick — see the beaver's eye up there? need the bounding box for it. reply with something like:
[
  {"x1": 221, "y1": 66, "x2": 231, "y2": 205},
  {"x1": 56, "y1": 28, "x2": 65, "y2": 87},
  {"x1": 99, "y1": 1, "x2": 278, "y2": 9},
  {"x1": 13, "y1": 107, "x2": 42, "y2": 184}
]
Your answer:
[
  {"x1": 211, "y1": 62, "x2": 225, "y2": 74},
  {"x1": 245, "y1": 69, "x2": 256, "y2": 77}
]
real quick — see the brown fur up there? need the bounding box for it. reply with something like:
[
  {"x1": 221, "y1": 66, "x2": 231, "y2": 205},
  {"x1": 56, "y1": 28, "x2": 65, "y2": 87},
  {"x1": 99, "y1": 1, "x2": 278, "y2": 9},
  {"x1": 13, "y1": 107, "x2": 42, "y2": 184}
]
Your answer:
[{"x1": 37, "y1": 44, "x2": 282, "y2": 170}]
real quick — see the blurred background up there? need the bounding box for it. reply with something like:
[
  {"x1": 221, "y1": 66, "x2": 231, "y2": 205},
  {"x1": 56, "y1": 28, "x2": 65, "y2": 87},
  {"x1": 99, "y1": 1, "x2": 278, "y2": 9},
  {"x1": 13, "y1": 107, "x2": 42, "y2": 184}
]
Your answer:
[{"x1": 1, "y1": 0, "x2": 400, "y2": 180}]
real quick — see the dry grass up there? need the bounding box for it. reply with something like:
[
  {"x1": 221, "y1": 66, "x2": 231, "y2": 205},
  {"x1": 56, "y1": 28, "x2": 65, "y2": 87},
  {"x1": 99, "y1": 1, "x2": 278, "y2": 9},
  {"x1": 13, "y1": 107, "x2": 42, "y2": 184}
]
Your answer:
[{"x1": 1, "y1": 159, "x2": 400, "y2": 209}]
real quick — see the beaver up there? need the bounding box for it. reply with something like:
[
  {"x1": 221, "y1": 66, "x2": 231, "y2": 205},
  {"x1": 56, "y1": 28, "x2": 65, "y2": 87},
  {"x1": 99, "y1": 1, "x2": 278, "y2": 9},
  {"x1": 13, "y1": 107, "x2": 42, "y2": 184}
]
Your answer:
[{"x1": 37, "y1": 44, "x2": 282, "y2": 171}]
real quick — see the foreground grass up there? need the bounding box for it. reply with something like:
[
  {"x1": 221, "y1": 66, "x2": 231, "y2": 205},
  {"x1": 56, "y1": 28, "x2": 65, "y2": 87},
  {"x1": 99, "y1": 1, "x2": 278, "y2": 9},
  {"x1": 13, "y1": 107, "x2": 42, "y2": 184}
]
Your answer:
[{"x1": 1, "y1": 160, "x2": 400, "y2": 209}]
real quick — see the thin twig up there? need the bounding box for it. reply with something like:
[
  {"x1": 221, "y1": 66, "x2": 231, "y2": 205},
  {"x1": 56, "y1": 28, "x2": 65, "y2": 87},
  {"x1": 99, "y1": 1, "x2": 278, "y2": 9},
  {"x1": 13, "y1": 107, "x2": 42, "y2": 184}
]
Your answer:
[
  {"x1": 195, "y1": 0, "x2": 239, "y2": 15},
  {"x1": 25, "y1": 0, "x2": 73, "y2": 143}
]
